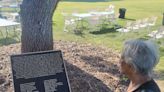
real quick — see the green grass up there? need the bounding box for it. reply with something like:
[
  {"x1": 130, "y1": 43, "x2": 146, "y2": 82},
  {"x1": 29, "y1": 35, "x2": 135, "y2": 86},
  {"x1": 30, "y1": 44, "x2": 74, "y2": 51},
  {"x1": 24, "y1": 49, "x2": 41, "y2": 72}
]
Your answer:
[
  {"x1": 0, "y1": 8, "x2": 18, "y2": 12},
  {"x1": 52, "y1": 0, "x2": 164, "y2": 89},
  {"x1": 64, "y1": 0, "x2": 122, "y2": 1},
  {"x1": 0, "y1": 26, "x2": 20, "y2": 45}
]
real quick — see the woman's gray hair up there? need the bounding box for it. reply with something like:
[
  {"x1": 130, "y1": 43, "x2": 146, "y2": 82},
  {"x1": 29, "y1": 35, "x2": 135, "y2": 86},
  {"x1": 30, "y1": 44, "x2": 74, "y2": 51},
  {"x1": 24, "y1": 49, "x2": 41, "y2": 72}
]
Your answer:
[{"x1": 121, "y1": 39, "x2": 160, "y2": 76}]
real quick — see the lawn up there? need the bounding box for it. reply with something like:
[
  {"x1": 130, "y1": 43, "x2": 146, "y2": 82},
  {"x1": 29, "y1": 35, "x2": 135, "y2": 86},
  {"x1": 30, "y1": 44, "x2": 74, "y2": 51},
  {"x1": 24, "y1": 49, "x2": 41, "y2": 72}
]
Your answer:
[
  {"x1": 0, "y1": 26, "x2": 20, "y2": 46},
  {"x1": 52, "y1": 0, "x2": 164, "y2": 90}
]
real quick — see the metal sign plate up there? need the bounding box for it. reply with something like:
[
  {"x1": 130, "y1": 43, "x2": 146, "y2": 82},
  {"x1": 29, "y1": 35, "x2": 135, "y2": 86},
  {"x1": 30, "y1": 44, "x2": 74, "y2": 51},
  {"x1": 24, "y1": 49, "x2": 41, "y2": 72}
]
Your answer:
[{"x1": 10, "y1": 50, "x2": 71, "y2": 92}]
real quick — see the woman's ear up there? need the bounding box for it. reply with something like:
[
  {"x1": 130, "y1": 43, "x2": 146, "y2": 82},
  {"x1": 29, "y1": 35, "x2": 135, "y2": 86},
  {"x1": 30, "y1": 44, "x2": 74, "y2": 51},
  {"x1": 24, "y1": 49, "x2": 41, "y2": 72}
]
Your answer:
[{"x1": 129, "y1": 64, "x2": 137, "y2": 73}]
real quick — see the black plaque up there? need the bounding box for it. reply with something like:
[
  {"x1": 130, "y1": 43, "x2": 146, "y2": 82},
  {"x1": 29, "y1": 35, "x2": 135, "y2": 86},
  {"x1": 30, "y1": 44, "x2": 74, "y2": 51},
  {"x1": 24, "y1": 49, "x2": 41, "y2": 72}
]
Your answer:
[{"x1": 10, "y1": 50, "x2": 71, "y2": 92}]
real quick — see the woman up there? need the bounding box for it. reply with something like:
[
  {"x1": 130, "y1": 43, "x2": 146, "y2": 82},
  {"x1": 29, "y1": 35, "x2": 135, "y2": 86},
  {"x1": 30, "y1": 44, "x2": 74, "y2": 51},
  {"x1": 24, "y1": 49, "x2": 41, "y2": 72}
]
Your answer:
[{"x1": 120, "y1": 39, "x2": 161, "y2": 92}]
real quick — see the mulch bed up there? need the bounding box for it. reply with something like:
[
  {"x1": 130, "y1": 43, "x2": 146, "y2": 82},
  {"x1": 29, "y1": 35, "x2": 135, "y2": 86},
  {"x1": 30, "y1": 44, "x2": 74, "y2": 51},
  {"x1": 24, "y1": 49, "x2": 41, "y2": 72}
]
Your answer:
[{"x1": 0, "y1": 41, "x2": 128, "y2": 92}]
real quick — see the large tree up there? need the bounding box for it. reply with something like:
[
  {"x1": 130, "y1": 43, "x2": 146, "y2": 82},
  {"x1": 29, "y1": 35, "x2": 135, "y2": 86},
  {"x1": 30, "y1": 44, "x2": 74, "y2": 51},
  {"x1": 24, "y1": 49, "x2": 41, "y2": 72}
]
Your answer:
[{"x1": 20, "y1": 0, "x2": 59, "y2": 53}]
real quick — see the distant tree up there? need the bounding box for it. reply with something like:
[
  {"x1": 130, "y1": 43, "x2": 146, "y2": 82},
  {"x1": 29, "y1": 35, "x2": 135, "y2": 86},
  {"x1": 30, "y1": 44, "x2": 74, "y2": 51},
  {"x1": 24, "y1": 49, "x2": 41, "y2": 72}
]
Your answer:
[{"x1": 20, "y1": 0, "x2": 59, "y2": 53}]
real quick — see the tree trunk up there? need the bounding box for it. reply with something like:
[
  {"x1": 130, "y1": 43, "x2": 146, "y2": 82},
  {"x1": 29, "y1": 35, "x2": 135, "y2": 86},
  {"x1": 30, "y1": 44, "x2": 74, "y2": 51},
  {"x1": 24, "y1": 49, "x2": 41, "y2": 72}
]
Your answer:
[{"x1": 20, "y1": 0, "x2": 59, "y2": 53}]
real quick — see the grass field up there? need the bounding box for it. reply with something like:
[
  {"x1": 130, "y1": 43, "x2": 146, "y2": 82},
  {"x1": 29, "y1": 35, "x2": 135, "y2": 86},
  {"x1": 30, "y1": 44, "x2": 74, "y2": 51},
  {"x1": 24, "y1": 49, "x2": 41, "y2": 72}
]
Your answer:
[{"x1": 53, "y1": 0, "x2": 164, "y2": 67}]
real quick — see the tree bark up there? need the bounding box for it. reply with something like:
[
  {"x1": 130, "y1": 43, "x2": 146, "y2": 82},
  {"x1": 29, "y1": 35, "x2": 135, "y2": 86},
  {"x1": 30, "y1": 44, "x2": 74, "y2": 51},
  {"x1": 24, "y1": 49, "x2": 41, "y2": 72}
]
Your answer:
[{"x1": 20, "y1": 0, "x2": 59, "y2": 53}]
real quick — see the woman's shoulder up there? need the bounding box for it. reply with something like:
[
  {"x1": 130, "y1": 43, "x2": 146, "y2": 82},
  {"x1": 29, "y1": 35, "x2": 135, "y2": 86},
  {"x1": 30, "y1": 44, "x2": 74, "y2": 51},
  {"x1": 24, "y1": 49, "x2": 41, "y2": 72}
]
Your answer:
[
  {"x1": 137, "y1": 89, "x2": 159, "y2": 92},
  {"x1": 134, "y1": 79, "x2": 161, "y2": 92}
]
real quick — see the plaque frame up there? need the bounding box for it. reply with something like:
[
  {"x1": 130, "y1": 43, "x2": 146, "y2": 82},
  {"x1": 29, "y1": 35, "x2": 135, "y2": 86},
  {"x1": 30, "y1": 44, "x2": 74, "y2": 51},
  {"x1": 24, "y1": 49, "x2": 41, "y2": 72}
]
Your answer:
[{"x1": 10, "y1": 50, "x2": 72, "y2": 92}]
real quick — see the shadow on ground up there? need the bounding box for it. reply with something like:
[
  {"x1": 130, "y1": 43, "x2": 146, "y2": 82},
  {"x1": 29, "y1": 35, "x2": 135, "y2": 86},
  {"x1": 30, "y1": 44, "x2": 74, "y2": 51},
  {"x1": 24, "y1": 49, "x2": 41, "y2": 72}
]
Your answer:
[
  {"x1": 123, "y1": 18, "x2": 136, "y2": 21},
  {"x1": 80, "y1": 55, "x2": 120, "y2": 76},
  {"x1": 154, "y1": 70, "x2": 164, "y2": 80},
  {"x1": 90, "y1": 27, "x2": 117, "y2": 35},
  {"x1": 0, "y1": 37, "x2": 19, "y2": 46},
  {"x1": 65, "y1": 61, "x2": 113, "y2": 92},
  {"x1": 62, "y1": 0, "x2": 122, "y2": 2}
]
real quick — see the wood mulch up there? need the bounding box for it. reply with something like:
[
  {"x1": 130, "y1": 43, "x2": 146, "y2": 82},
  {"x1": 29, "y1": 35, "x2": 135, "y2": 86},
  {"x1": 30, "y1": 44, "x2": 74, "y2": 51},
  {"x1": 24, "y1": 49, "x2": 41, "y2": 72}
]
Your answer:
[{"x1": 0, "y1": 41, "x2": 128, "y2": 92}]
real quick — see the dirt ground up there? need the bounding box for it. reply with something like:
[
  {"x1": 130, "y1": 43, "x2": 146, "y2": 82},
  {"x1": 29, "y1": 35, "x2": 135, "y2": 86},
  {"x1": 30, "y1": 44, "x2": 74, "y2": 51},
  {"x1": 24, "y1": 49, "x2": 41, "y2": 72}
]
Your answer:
[{"x1": 1, "y1": 41, "x2": 162, "y2": 92}]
